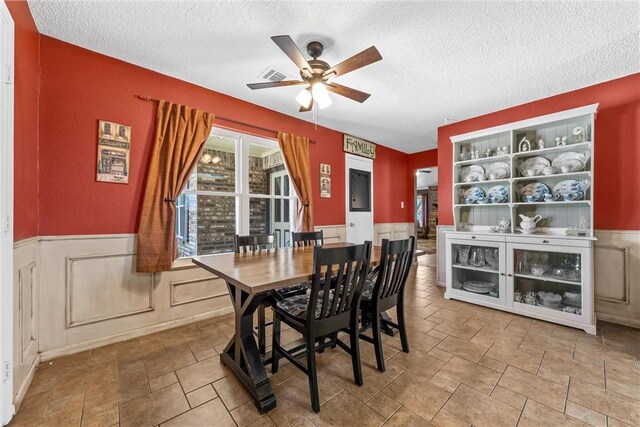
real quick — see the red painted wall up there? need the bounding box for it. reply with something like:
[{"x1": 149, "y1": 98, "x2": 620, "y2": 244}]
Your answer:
[
  {"x1": 408, "y1": 148, "x2": 438, "y2": 172},
  {"x1": 438, "y1": 74, "x2": 640, "y2": 230},
  {"x1": 37, "y1": 36, "x2": 412, "y2": 236},
  {"x1": 5, "y1": 0, "x2": 39, "y2": 241}
]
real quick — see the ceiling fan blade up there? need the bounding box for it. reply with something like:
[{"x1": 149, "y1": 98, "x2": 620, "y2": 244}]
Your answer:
[
  {"x1": 271, "y1": 35, "x2": 314, "y2": 77},
  {"x1": 299, "y1": 98, "x2": 313, "y2": 113},
  {"x1": 324, "y1": 46, "x2": 382, "y2": 78},
  {"x1": 247, "y1": 80, "x2": 306, "y2": 90},
  {"x1": 326, "y1": 83, "x2": 371, "y2": 103}
]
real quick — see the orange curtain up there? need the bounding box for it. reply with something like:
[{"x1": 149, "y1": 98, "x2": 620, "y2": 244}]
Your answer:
[
  {"x1": 278, "y1": 132, "x2": 314, "y2": 232},
  {"x1": 137, "y1": 101, "x2": 214, "y2": 272}
]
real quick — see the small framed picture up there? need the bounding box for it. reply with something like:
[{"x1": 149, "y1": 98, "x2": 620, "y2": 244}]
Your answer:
[
  {"x1": 320, "y1": 177, "x2": 331, "y2": 198},
  {"x1": 320, "y1": 163, "x2": 331, "y2": 176}
]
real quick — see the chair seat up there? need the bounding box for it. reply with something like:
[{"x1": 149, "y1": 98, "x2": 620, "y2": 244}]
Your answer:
[
  {"x1": 275, "y1": 290, "x2": 331, "y2": 320},
  {"x1": 360, "y1": 280, "x2": 375, "y2": 300},
  {"x1": 272, "y1": 283, "x2": 310, "y2": 300}
]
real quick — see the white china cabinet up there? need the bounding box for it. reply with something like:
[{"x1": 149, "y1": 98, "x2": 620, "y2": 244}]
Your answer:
[{"x1": 445, "y1": 104, "x2": 597, "y2": 334}]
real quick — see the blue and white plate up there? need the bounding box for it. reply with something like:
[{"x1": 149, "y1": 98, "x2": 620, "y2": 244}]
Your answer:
[
  {"x1": 519, "y1": 182, "x2": 550, "y2": 202},
  {"x1": 552, "y1": 179, "x2": 590, "y2": 201},
  {"x1": 487, "y1": 185, "x2": 509, "y2": 204},
  {"x1": 462, "y1": 187, "x2": 484, "y2": 204}
]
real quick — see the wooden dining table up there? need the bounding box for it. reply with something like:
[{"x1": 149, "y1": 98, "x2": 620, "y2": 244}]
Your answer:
[{"x1": 192, "y1": 242, "x2": 424, "y2": 413}]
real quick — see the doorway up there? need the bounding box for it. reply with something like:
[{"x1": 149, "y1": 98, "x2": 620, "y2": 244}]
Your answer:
[
  {"x1": 0, "y1": 1, "x2": 14, "y2": 424},
  {"x1": 345, "y1": 154, "x2": 373, "y2": 244},
  {"x1": 415, "y1": 168, "x2": 437, "y2": 264},
  {"x1": 269, "y1": 168, "x2": 291, "y2": 247}
]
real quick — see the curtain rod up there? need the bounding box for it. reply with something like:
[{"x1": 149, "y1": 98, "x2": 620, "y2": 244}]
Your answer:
[{"x1": 137, "y1": 94, "x2": 316, "y2": 144}]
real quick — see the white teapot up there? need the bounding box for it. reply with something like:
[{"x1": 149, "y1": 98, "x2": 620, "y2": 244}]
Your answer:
[{"x1": 519, "y1": 214, "x2": 542, "y2": 230}]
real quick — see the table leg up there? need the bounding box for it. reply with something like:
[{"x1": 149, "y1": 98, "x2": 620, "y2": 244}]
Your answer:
[{"x1": 220, "y1": 282, "x2": 277, "y2": 413}]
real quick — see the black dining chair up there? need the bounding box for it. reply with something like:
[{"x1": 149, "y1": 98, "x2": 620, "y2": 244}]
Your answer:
[
  {"x1": 271, "y1": 242, "x2": 372, "y2": 413},
  {"x1": 291, "y1": 230, "x2": 324, "y2": 247},
  {"x1": 234, "y1": 233, "x2": 308, "y2": 355},
  {"x1": 358, "y1": 236, "x2": 415, "y2": 372}
]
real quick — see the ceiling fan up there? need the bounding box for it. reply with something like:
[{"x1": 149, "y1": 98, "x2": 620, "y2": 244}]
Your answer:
[{"x1": 247, "y1": 36, "x2": 382, "y2": 112}]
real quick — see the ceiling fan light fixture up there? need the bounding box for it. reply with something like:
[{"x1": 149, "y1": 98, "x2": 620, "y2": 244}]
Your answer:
[
  {"x1": 312, "y1": 82, "x2": 332, "y2": 109},
  {"x1": 295, "y1": 88, "x2": 313, "y2": 108}
]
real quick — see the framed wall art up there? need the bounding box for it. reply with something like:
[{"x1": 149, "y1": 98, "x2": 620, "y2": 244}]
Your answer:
[{"x1": 97, "y1": 120, "x2": 131, "y2": 184}]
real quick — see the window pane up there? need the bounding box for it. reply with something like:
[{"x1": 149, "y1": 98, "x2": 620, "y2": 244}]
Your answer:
[
  {"x1": 284, "y1": 176, "x2": 290, "y2": 197},
  {"x1": 249, "y1": 142, "x2": 287, "y2": 195},
  {"x1": 195, "y1": 135, "x2": 236, "y2": 192},
  {"x1": 177, "y1": 195, "x2": 236, "y2": 257},
  {"x1": 284, "y1": 199, "x2": 290, "y2": 222},
  {"x1": 249, "y1": 197, "x2": 270, "y2": 235}
]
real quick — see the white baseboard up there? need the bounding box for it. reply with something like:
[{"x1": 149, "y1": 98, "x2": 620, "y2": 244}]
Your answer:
[
  {"x1": 12, "y1": 354, "x2": 39, "y2": 412},
  {"x1": 40, "y1": 306, "x2": 233, "y2": 362}
]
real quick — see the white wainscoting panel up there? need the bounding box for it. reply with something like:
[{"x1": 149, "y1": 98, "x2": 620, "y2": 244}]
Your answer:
[
  {"x1": 315, "y1": 223, "x2": 414, "y2": 245},
  {"x1": 314, "y1": 225, "x2": 345, "y2": 243},
  {"x1": 12, "y1": 237, "x2": 39, "y2": 407},
  {"x1": 594, "y1": 230, "x2": 640, "y2": 328}
]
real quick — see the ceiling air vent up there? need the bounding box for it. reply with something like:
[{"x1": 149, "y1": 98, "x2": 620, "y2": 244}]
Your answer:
[{"x1": 258, "y1": 66, "x2": 289, "y2": 82}]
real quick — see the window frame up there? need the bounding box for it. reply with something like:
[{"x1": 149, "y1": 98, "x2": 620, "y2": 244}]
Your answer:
[{"x1": 177, "y1": 128, "x2": 297, "y2": 257}]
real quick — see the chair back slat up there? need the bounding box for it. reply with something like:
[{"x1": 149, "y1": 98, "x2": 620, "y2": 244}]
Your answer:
[
  {"x1": 292, "y1": 231, "x2": 324, "y2": 247},
  {"x1": 373, "y1": 237, "x2": 415, "y2": 302},
  {"x1": 307, "y1": 242, "x2": 371, "y2": 326},
  {"x1": 234, "y1": 234, "x2": 277, "y2": 253}
]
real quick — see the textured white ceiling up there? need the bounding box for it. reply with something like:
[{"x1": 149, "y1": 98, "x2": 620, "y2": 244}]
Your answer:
[{"x1": 28, "y1": 1, "x2": 639, "y2": 153}]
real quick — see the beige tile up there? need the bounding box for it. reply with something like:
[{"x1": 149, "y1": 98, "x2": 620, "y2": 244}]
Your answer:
[
  {"x1": 120, "y1": 383, "x2": 189, "y2": 427},
  {"x1": 388, "y1": 330, "x2": 441, "y2": 354},
  {"x1": 309, "y1": 391, "x2": 386, "y2": 426},
  {"x1": 606, "y1": 416, "x2": 636, "y2": 427},
  {"x1": 384, "y1": 406, "x2": 434, "y2": 426},
  {"x1": 267, "y1": 376, "x2": 322, "y2": 426},
  {"x1": 213, "y1": 375, "x2": 252, "y2": 410},
  {"x1": 83, "y1": 376, "x2": 150, "y2": 418},
  {"x1": 477, "y1": 356, "x2": 507, "y2": 373},
  {"x1": 387, "y1": 349, "x2": 444, "y2": 378},
  {"x1": 519, "y1": 332, "x2": 576, "y2": 358},
  {"x1": 565, "y1": 401, "x2": 606, "y2": 427},
  {"x1": 428, "y1": 373, "x2": 460, "y2": 394},
  {"x1": 431, "y1": 309, "x2": 472, "y2": 324},
  {"x1": 175, "y1": 355, "x2": 229, "y2": 393},
  {"x1": 434, "y1": 320, "x2": 480, "y2": 341},
  {"x1": 366, "y1": 393, "x2": 401, "y2": 419},
  {"x1": 149, "y1": 371, "x2": 178, "y2": 391},
  {"x1": 498, "y1": 366, "x2": 567, "y2": 411},
  {"x1": 382, "y1": 372, "x2": 451, "y2": 421},
  {"x1": 605, "y1": 363, "x2": 640, "y2": 399},
  {"x1": 538, "y1": 353, "x2": 605, "y2": 387},
  {"x1": 186, "y1": 384, "x2": 217, "y2": 408},
  {"x1": 435, "y1": 336, "x2": 487, "y2": 363},
  {"x1": 519, "y1": 400, "x2": 588, "y2": 426},
  {"x1": 443, "y1": 384, "x2": 520, "y2": 427},
  {"x1": 81, "y1": 406, "x2": 119, "y2": 427},
  {"x1": 568, "y1": 378, "x2": 640, "y2": 426},
  {"x1": 485, "y1": 343, "x2": 542, "y2": 373},
  {"x1": 230, "y1": 400, "x2": 263, "y2": 427},
  {"x1": 161, "y1": 398, "x2": 236, "y2": 427},
  {"x1": 193, "y1": 347, "x2": 218, "y2": 362},
  {"x1": 470, "y1": 326, "x2": 524, "y2": 350},
  {"x1": 437, "y1": 356, "x2": 500, "y2": 394},
  {"x1": 431, "y1": 408, "x2": 470, "y2": 427},
  {"x1": 427, "y1": 330, "x2": 448, "y2": 341},
  {"x1": 490, "y1": 385, "x2": 526, "y2": 410},
  {"x1": 144, "y1": 345, "x2": 196, "y2": 379},
  {"x1": 428, "y1": 347, "x2": 453, "y2": 363},
  {"x1": 574, "y1": 340, "x2": 637, "y2": 371},
  {"x1": 323, "y1": 360, "x2": 400, "y2": 403},
  {"x1": 248, "y1": 416, "x2": 278, "y2": 427}
]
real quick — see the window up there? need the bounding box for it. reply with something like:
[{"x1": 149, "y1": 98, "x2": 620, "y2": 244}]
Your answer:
[{"x1": 176, "y1": 129, "x2": 295, "y2": 257}]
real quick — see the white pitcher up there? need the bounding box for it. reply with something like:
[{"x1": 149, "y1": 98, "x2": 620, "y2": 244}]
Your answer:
[{"x1": 519, "y1": 214, "x2": 542, "y2": 230}]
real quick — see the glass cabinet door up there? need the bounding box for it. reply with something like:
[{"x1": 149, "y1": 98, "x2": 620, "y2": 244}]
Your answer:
[
  {"x1": 507, "y1": 244, "x2": 585, "y2": 319},
  {"x1": 448, "y1": 239, "x2": 505, "y2": 304}
]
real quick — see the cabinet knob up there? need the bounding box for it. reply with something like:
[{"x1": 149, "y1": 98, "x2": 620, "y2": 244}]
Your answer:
[
  {"x1": 500, "y1": 273, "x2": 505, "y2": 276},
  {"x1": 542, "y1": 240, "x2": 549, "y2": 243},
  {"x1": 471, "y1": 236, "x2": 476, "y2": 239},
  {"x1": 507, "y1": 273, "x2": 513, "y2": 277}
]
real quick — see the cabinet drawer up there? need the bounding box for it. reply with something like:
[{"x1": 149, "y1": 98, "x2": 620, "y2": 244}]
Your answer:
[
  {"x1": 506, "y1": 236, "x2": 592, "y2": 248},
  {"x1": 447, "y1": 233, "x2": 506, "y2": 243}
]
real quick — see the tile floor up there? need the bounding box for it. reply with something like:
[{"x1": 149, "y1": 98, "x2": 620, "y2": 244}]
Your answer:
[{"x1": 11, "y1": 264, "x2": 640, "y2": 427}]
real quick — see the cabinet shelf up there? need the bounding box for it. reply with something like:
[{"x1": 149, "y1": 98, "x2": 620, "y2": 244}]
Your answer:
[
  {"x1": 512, "y1": 171, "x2": 591, "y2": 183},
  {"x1": 452, "y1": 264, "x2": 500, "y2": 275},
  {"x1": 454, "y1": 178, "x2": 510, "y2": 187},
  {"x1": 513, "y1": 272, "x2": 581, "y2": 286},
  {"x1": 512, "y1": 200, "x2": 591, "y2": 206},
  {"x1": 454, "y1": 155, "x2": 510, "y2": 167},
  {"x1": 454, "y1": 203, "x2": 511, "y2": 208},
  {"x1": 512, "y1": 142, "x2": 591, "y2": 159}
]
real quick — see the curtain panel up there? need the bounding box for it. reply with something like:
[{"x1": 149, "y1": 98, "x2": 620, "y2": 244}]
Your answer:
[
  {"x1": 137, "y1": 101, "x2": 214, "y2": 272},
  {"x1": 277, "y1": 132, "x2": 314, "y2": 232}
]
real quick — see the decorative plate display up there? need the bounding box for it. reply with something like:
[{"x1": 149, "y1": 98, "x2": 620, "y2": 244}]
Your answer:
[
  {"x1": 485, "y1": 162, "x2": 510, "y2": 180},
  {"x1": 462, "y1": 187, "x2": 484, "y2": 204},
  {"x1": 552, "y1": 179, "x2": 590, "y2": 201},
  {"x1": 459, "y1": 165, "x2": 485, "y2": 183},
  {"x1": 462, "y1": 280, "x2": 494, "y2": 294},
  {"x1": 518, "y1": 182, "x2": 550, "y2": 202},
  {"x1": 487, "y1": 185, "x2": 509, "y2": 204},
  {"x1": 551, "y1": 151, "x2": 590, "y2": 173},
  {"x1": 517, "y1": 156, "x2": 550, "y2": 177}
]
